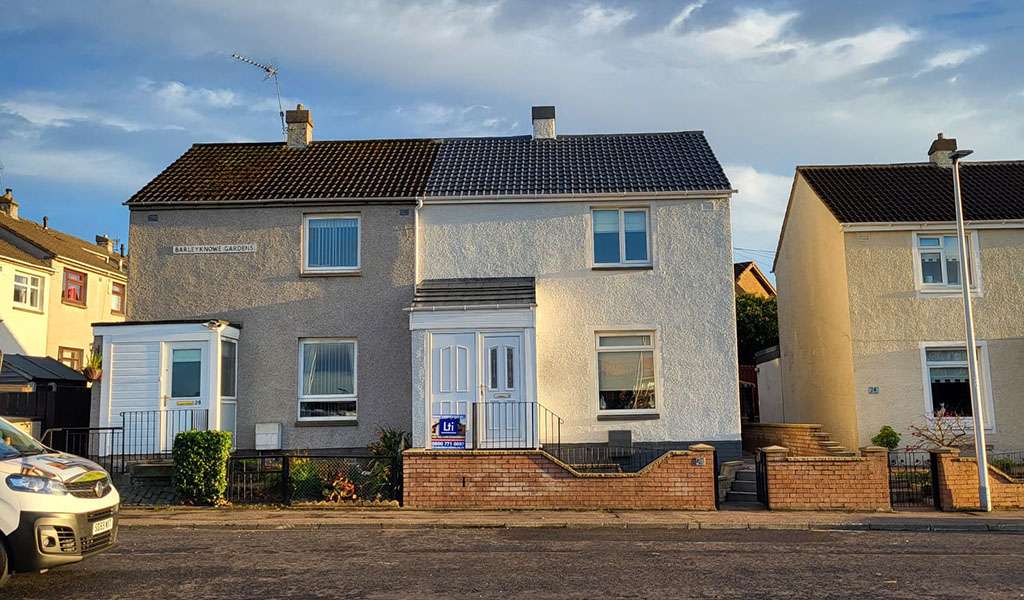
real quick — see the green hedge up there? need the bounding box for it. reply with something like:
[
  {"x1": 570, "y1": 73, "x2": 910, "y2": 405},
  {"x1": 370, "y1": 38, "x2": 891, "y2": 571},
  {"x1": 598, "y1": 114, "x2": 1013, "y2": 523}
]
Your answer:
[{"x1": 172, "y1": 430, "x2": 233, "y2": 505}]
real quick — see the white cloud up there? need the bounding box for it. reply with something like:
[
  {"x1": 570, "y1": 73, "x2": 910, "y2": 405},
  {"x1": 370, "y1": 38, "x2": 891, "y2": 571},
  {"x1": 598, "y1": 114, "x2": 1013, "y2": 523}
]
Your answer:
[
  {"x1": 575, "y1": 5, "x2": 635, "y2": 36},
  {"x1": 0, "y1": 100, "x2": 162, "y2": 132},
  {"x1": 393, "y1": 103, "x2": 518, "y2": 136},
  {"x1": 138, "y1": 79, "x2": 241, "y2": 115},
  {"x1": 666, "y1": 0, "x2": 708, "y2": 32},
  {"x1": 920, "y1": 45, "x2": 987, "y2": 74},
  {"x1": 0, "y1": 144, "x2": 152, "y2": 189}
]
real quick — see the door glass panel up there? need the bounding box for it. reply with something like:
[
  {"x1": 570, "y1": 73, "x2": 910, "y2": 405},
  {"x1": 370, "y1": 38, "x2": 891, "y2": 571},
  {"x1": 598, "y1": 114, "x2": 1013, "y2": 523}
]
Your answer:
[
  {"x1": 171, "y1": 349, "x2": 202, "y2": 398},
  {"x1": 489, "y1": 347, "x2": 498, "y2": 389},
  {"x1": 505, "y1": 347, "x2": 515, "y2": 390}
]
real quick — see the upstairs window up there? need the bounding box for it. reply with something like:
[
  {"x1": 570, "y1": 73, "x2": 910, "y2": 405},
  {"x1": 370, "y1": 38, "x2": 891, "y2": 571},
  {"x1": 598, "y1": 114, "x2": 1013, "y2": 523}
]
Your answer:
[
  {"x1": 62, "y1": 269, "x2": 87, "y2": 307},
  {"x1": 304, "y1": 214, "x2": 360, "y2": 273},
  {"x1": 596, "y1": 332, "x2": 657, "y2": 412},
  {"x1": 13, "y1": 272, "x2": 43, "y2": 310},
  {"x1": 111, "y1": 282, "x2": 126, "y2": 315},
  {"x1": 592, "y1": 208, "x2": 650, "y2": 267},
  {"x1": 915, "y1": 233, "x2": 977, "y2": 290}
]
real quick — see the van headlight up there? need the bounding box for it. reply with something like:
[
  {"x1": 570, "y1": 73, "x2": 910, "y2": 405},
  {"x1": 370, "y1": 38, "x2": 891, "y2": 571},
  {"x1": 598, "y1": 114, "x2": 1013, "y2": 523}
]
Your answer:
[{"x1": 6, "y1": 474, "x2": 68, "y2": 495}]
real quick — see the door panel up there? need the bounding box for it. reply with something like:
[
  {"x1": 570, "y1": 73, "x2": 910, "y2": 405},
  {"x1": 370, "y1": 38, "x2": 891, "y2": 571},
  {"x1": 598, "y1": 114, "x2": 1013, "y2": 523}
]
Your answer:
[
  {"x1": 430, "y1": 333, "x2": 475, "y2": 449},
  {"x1": 479, "y1": 335, "x2": 528, "y2": 448}
]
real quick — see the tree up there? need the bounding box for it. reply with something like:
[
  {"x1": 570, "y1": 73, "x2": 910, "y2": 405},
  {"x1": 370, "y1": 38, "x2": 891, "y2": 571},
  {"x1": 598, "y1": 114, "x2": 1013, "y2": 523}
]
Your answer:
[{"x1": 735, "y1": 292, "x2": 778, "y2": 364}]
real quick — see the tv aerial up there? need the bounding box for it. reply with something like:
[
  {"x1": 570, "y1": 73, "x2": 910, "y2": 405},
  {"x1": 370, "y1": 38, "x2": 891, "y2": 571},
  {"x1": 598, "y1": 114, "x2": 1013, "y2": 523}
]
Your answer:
[{"x1": 231, "y1": 53, "x2": 286, "y2": 136}]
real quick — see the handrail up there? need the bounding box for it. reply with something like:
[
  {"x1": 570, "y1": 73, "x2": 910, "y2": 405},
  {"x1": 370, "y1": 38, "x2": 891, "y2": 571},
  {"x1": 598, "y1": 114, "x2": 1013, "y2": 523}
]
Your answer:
[{"x1": 470, "y1": 400, "x2": 562, "y2": 451}]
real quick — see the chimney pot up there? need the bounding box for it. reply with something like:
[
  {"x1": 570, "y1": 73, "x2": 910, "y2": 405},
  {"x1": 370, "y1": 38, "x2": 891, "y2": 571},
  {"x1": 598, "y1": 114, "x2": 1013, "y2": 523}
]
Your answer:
[
  {"x1": 0, "y1": 188, "x2": 18, "y2": 219},
  {"x1": 928, "y1": 132, "x2": 958, "y2": 167},
  {"x1": 285, "y1": 103, "x2": 313, "y2": 148},
  {"x1": 531, "y1": 105, "x2": 556, "y2": 140},
  {"x1": 96, "y1": 234, "x2": 114, "y2": 253},
  {"x1": 42, "y1": 216, "x2": 48, "y2": 229}
]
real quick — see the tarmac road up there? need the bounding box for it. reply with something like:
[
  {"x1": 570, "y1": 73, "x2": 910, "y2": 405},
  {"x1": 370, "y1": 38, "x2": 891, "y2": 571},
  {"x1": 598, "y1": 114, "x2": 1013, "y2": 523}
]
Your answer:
[{"x1": 7, "y1": 526, "x2": 1024, "y2": 599}]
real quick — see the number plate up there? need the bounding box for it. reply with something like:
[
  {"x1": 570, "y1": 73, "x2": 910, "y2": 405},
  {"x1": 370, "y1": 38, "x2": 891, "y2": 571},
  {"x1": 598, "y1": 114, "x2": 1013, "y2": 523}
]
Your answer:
[{"x1": 92, "y1": 517, "x2": 113, "y2": 536}]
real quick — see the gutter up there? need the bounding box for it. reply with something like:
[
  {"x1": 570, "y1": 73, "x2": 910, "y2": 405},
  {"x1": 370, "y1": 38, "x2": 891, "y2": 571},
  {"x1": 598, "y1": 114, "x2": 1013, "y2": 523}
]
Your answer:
[{"x1": 404, "y1": 303, "x2": 537, "y2": 312}]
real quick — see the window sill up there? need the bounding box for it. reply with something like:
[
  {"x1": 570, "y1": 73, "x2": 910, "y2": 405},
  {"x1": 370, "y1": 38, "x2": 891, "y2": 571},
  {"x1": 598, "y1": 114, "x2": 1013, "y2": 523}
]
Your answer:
[
  {"x1": 300, "y1": 270, "x2": 362, "y2": 278},
  {"x1": 597, "y1": 412, "x2": 660, "y2": 421},
  {"x1": 295, "y1": 419, "x2": 359, "y2": 427},
  {"x1": 61, "y1": 300, "x2": 87, "y2": 309},
  {"x1": 12, "y1": 305, "x2": 44, "y2": 315},
  {"x1": 916, "y1": 286, "x2": 982, "y2": 298},
  {"x1": 591, "y1": 265, "x2": 653, "y2": 272}
]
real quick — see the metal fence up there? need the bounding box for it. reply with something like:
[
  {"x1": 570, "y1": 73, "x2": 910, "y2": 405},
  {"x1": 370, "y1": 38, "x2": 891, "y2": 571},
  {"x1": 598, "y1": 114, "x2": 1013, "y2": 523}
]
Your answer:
[
  {"x1": 989, "y1": 450, "x2": 1024, "y2": 479},
  {"x1": 755, "y1": 448, "x2": 770, "y2": 508},
  {"x1": 471, "y1": 401, "x2": 562, "y2": 451},
  {"x1": 227, "y1": 454, "x2": 397, "y2": 505},
  {"x1": 888, "y1": 451, "x2": 939, "y2": 510},
  {"x1": 40, "y1": 427, "x2": 125, "y2": 474},
  {"x1": 546, "y1": 445, "x2": 669, "y2": 474},
  {"x1": 120, "y1": 409, "x2": 208, "y2": 462}
]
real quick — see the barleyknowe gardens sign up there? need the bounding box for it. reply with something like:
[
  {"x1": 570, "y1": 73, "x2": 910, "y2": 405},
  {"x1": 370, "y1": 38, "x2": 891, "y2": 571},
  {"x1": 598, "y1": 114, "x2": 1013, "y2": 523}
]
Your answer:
[{"x1": 172, "y1": 244, "x2": 257, "y2": 255}]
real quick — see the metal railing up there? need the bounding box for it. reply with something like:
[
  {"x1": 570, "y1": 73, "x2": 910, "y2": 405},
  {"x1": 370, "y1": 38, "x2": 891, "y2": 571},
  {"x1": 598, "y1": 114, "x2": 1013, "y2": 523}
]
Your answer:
[
  {"x1": 888, "y1": 450, "x2": 939, "y2": 510},
  {"x1": 470, "y1": 401, "x2": 561, "y2": 451},
  {"x1": 989, "y1": 450, "x2": 1024, "y2": 479},
  {"x1": 545, "y1": 445, "x2": 668, "y2": 474},
  {"x1": 755, "y1": 448, "x2": 770, "y2": 508},
  {"x1": 227, "y1": 454, "x2": 396, "y2": 505},
  {"x1": 40, "y1": 427, "x2": 125, "y2": 474},
  {"x1": 120, "y1": 409, "x2": 208, "y2": 462}
]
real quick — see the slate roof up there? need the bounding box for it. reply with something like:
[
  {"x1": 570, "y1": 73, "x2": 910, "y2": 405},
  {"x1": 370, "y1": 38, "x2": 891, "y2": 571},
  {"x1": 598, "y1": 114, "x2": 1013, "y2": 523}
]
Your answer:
[
  {"x1": 0, "y1": 212, "x2": 126, "y2": 277},
  {"x1": 799, "y1": 161, "x2": 1024, "y2": 223},
  {"x1": 126, "y1": 132, "x2": 730, "y2": 206},
  {"x1": 0, "y1": 354, "x2": 86, "y2": 385},
  {"x1": 0, "y1": 238, "x2": 49, "y2": 268},
  {"x1": 412, "y1": 277, "x2": 536, "y2": 308}
]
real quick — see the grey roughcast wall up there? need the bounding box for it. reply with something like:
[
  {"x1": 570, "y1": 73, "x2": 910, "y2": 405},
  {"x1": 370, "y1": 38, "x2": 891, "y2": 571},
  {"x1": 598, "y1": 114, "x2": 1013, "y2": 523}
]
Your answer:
[{"x1": 127, "y1": 204, "x2": 416, "y2": 450}]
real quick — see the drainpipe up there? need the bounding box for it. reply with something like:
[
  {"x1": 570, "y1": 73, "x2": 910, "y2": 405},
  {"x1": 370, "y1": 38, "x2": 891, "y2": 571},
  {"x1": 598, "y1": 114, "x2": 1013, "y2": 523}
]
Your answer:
[{"x1": 414, "y1": 197, "x2": 424, "y2": 285}]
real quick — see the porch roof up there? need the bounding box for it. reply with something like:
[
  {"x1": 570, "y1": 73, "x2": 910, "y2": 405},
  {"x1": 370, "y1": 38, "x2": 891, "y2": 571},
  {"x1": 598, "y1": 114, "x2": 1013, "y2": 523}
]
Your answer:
[{"x1": 412, "y1": 277, "x2": 536, "y2": 309}]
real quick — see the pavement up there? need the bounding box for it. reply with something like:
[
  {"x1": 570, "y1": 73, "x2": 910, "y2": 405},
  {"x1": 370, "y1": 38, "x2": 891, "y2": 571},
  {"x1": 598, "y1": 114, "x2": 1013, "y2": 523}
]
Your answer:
[
  {"x1": 118, "y1": 505, "x2": 1024, "y2": 532},
  {"x1": 8, "y1": 526, "x2": 1024, "y2": 598}
]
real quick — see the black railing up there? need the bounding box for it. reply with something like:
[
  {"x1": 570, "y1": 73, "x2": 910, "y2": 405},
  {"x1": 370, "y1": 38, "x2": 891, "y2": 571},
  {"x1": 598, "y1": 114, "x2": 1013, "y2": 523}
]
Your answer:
[
  {"x1": 471, "y1": 401, "x2": 561, "y2": 451},
  {"x1": 888, "y1": 450, "x2": 939, "y2": 510},
  {"x1": 40, "y1": 427, "x2": 125, "y2": 474},
  {"x1": 120, "y1": 409, "x2": 208, "y2": 462},
  {"x1": 989, "y1": 450, "x2": 1024, "y2": 479},
  {"x1": 755, "y1": 448, "x2": 769, "y2": 508},
  {"x1": 227, "y1": 454, "x2": 395, "y2": 505},
  {"x1": 545, "y1": 445, "x2": 668, "y2": 474}
]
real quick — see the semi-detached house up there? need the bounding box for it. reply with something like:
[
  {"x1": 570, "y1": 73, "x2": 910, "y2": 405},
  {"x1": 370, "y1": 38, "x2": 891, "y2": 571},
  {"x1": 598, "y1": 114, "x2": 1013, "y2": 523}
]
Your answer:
[{"x1": 93, "y1": 105, "x2": 742, "y2": 461}]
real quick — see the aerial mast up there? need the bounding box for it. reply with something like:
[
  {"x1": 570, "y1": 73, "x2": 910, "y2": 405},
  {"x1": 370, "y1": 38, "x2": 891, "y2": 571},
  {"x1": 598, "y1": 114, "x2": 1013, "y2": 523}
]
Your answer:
[{"x1": 231, "y1": 53, "x2": 286, "y2": 137}]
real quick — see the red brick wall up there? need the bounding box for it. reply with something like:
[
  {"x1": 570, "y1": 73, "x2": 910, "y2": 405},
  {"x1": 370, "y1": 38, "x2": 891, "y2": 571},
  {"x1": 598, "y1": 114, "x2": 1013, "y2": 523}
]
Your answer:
[
  {"x1": 403, "y1": 446, "x2": 717, "y2": 510},
  {"x1": 742, "y1": 423, "x2": 831, "y2": 456},
  {"x1": 763, "y1": 446, "x2": 890, "y2": 511},
  {"x1": 933, "y1": 449, "x2": 1024, "y2": 511}
]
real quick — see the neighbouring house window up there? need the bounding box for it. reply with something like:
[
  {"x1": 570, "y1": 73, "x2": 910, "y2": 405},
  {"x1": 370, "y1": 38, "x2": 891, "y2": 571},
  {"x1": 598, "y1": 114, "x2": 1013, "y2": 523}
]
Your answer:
[
  {"x1": 592, "y1": 208, "x2": 650, "y2": 266},
  {"x1": 58, "y1": 347, "x2": 84, "y2": 371},
  {"x1": 62, "y1": 269, "x2": 87, "y2": 306},
  {"x1": 299, "y1": 339, "x2": 357, "y2": 420},
  {"x1": 13, "y1": 272, "x2": 43, "y2": 310},
  {"x1": 916, "y1": 233, "x2": 975, "y2": 288},
  {"x1": 596, "y1": 333, "x2": 656, "y2": 411},
  {"x1": 924, "y1": 346, "x2": 986, "y2": 417},
  {"x1": 304, "y1": 214, "x2": 360, "y2": 272},
  {"x1": 221, "y1": 340, "x2": 237, "y2": 398},
  {"x1": 111, "y1": 282, "x2": 126, "y2": 315}
]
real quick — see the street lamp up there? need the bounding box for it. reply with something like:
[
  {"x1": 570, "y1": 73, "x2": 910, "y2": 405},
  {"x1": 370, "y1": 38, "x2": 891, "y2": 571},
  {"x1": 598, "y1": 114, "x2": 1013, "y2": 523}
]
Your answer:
[{"x1": 949, "y1": 147, "x2": 991, "y2": 512}]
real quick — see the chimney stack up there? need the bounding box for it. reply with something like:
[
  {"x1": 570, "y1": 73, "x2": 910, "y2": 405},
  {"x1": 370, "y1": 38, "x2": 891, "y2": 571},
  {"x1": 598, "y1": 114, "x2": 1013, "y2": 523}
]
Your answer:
[
  {"x1": 96, "y1": 234, "x2": 114, "y2": 253},
  {"x1": 531, "y1": 106, "x2": 556, "y2": 140},
  {"x1": 285, "y1": 103, "x2": 313, "y2": 148},
  {"x1": 42, "y1": 216, "x2": 48, "y2": 229},
  {"x1": 0, "y1": 189, "x2": 18, "y2": 219},
  {"x1": 928, "y1": 132, "x2": 958, "y2": 167}
]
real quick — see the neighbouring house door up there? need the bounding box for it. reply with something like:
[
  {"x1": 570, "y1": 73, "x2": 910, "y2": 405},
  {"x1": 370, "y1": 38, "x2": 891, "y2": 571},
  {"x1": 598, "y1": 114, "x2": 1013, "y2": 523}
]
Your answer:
[
  {"x1": 429, "y1": 333, "x2": 476, "y2": 449},
  {"x1": 163, "y1": 343, "x2": 207, "y2": 451},
  {"x1": 478, "y1": 334, "x2": 529, "y2": 448}
]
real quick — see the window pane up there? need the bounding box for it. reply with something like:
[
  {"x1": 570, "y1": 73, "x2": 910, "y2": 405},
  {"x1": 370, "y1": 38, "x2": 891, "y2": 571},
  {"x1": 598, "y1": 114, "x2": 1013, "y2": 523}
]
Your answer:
[
  {"x1": 489, "y1": 347, "x2": 498, "y2": 390},
  {"x1": 221, "y1": 341, "x2": 237, "y2": 397},
  {"x1": 171, "y1": 349, "x2": 202, "y2": 398},
  {"x1": 623, "y1": 211, "x2": 648, "y2": 261},
  {"x1": 307, "y1": 218, "x2": 359, "y2": 268},
  {"x1": 929, "y1": 367, "x2": 972, "y2": 416},
  {"x1": 302, "y1": 341, "x2": 355, "y2": 396},
  {"x1": 598, "y1": 350, "x2": 656, "y2": 410},
  {"x1": 943, "y1": 236, "x2": 961, "y2": 286},
  {"x1": 599, "y1": 335, "x2": 652, "y2": 348},
  {"x1": 918, "y1": 237, "x2": 941, "y2": 247},
  {"x1": 926, "y1": 348, "x2": 967, "y2": 363},
  {"x1": 506, "y1": 347, "x2": 515, "y2": 390},
  {"x1": 920, "y1": 251, "x2": 943, "y2": 284},
  {"x1": 300, "y1": 400, "x2": 357, "y2": 419},
  {"x1": 593, "y1": 210, "x2": 620, "y2": 264}
]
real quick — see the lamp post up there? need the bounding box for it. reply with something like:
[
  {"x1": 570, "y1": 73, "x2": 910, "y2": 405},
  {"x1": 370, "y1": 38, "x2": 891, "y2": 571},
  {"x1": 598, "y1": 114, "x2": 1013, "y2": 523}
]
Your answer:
[{"x1": 949, "y1": 147, "x2": 991, "y2": 512}]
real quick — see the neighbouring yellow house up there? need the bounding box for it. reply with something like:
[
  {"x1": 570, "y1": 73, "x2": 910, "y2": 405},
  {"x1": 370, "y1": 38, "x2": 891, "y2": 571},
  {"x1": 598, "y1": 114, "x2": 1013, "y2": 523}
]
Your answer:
[
  {"x1": 0, "y1": 189, "x2": 127, "y2": 368},
  {"x1": 734, "y1": 261, "x2": 776, "y2": 298},
  {"x1": 773, "y1": 134, "x2": 1024, "y2": 452}
]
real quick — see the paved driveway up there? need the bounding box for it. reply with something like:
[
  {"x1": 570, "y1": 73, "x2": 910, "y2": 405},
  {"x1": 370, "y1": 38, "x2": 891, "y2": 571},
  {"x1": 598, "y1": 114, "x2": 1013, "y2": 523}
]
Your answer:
[{"x1": 8, "y1": 527, "x2": 1023, "y2": 599}]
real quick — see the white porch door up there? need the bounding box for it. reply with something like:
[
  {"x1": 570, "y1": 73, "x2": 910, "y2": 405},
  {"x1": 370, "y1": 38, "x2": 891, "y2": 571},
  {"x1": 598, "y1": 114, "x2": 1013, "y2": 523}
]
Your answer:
[
  {"x1": 478, "y1": 334, "x2": 529, "y2": 448},
  {"x1": 429, "y1": 333, "x2": 476, "y2": 449},
  {"x1": 163, "y1": 343, "x2": 208, "y2": 451}
]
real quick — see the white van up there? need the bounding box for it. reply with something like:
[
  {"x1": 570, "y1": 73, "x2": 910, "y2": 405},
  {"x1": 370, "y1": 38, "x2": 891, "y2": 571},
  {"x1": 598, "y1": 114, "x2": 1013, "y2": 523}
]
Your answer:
[{"x1": 0, "y1": 416, "x2": 120, "y2": 586}]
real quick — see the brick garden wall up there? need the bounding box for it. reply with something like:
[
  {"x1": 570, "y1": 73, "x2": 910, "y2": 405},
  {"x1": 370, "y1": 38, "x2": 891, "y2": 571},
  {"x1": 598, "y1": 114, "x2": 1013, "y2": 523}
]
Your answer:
[
  {"x1": 762, "y1": 446, "x2": 891, "y2": 511},
  {"x1": 742, "y1": 423, "x2": 832, "y2": 456},
  {"x1": 403, "y1": 445, "x2": 717, "y2": 510},
  {"x1": 933, "y1": 448, "x2": 1024, "y2": 511}
]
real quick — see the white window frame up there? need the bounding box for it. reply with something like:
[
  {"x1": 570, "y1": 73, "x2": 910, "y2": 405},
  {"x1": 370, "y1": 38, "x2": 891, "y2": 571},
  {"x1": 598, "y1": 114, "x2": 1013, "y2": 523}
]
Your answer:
[
  {"x1": 590, "y1": 207, "x2": 652, "y2": 268},
  {"x1": 594, "y1": 330, "x2": 659, "y2": 415},
  {"x1": 918, "y1": 341, "x2": 995, "y2": 431},
  {"x1": 912, "y1": 231, "x2": 982, "y2": 296},
  {"x1": 110, "y1": 281, "x2": 126, "y2": 315},
  {"x1": 13, "y1": 271, "x2": 44, "y2": 311},
  {"x1": 302, "y1": 213, "x2": 361, "y2": 274},
  {"x1": 220, "y1": 339, "x2": 238, "y2": 400},
  {"x1": 297, "y1": 338, "x2": 358, "y2": 421}
]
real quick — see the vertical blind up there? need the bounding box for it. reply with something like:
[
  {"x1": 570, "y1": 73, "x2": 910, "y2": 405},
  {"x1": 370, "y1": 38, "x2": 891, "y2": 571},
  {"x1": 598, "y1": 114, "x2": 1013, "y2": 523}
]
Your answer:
[
  {"x1": 624, "y1": 210, "x2": 648, "y2": 261},
  {"x1": 593, "y1": 210, "x2": 620, "y2": 264},
  {"x1": 307, "y1": 217, "x2": 359, "y2": 268},
  {"x1": 302, "y1": 341, "x2": 355, "y2": 396}
]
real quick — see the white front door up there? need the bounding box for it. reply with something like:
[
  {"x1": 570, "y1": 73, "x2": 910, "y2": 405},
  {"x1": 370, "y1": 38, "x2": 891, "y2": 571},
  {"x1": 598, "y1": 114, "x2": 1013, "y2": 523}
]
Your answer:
[
  {"x1": 478, "y1": 334, "x2": 530, "y2": 448},
  {"x1": 163, "y1": 343, "x2": 208, "y2": 450},
  {"x1": 429, "y1": 333, "x2": 476, "y2": 449}
]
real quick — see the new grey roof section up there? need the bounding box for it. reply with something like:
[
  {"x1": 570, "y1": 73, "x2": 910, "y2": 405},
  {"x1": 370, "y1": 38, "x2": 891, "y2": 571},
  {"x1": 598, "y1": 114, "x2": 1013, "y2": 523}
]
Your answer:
[
  {"x1": 425, "y1": 131, "x2": 732, "y2": 197},
  {"x1": 412, "y1": 277, "x2": 536, "y2": 308}
]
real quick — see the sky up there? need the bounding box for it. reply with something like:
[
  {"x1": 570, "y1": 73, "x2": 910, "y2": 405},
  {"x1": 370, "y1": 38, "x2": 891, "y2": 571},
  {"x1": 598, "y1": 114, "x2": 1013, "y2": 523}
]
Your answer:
[{"x1": 1, "y1": 0, "x2": 1022, "y2": 272}]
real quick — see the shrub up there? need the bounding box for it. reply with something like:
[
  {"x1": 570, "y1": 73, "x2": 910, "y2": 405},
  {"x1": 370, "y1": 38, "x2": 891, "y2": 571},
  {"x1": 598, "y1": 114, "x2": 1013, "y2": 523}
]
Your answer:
[
  {"x1": 871, "y1": 425, "x2": 901, "y2": 450},
  {"x1": 368, "y1": 426, "x2": 410, "y2": 502},
  {"x1": 173, "y1": 430, "x2": 233, "y2": 505}
]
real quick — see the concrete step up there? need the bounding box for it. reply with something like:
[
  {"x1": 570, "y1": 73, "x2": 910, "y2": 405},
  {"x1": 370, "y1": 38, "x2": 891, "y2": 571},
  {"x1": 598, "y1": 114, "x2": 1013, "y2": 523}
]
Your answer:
[
  {"x1": 129, "y1": 461, "x2": 174, "y2": 483},
  {"x1": 734, "y1": 470, "x2": 757, "y2": 482},
  {"x1": 829, "y1": 450, "x2": 857, "y2": 457},
  {"x1": 726, "y1": 490, "x2": 758, "y2": 503},
  {"x1": 819, "y1": 441, "x2": 842, "y2": 448},
  {"x1": 810, "y1": 432, "x2": 832, "y2": 439},
  {"x1": 731, "y1": 480, "x2": 756, "y2": 493}
]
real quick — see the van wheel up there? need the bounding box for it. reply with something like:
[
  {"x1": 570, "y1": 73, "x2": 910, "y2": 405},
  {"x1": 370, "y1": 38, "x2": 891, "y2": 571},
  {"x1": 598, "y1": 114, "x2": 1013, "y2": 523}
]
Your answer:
[{"x1": 0, "y1": 538, "x2": 9, "y2": 588}]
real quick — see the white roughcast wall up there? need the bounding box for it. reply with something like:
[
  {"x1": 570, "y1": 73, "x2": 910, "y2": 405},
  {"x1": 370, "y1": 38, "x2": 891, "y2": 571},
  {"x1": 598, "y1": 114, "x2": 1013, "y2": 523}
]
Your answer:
[{"x1": 418, "y1": 199, "x2": 741, "y2": 444}]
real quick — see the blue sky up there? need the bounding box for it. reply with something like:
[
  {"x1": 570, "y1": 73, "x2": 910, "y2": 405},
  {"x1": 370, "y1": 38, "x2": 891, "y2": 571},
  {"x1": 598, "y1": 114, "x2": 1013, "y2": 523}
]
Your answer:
[{"x1": 2, "y1": 1, "x2": 1022, "y2": 270}]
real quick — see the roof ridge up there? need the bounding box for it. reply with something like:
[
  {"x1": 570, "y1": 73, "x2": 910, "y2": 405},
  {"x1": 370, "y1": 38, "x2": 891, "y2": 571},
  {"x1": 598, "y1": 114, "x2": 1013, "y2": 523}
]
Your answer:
[
  {"x1": 190, "y1": 130, "x2": 707, "y2": 147},
  {"x1": 799, "y1": 159, "x2": 1024, "y2": 170}
]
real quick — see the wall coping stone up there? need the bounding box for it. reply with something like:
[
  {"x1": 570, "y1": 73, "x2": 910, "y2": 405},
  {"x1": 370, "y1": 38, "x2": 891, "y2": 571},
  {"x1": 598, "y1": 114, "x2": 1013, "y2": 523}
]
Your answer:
[
  {"x1": 744, "y1": 423, "x2": 822, "y2": 430},
  {"x1": 786, "y1": 455, "x2": 863, "y2": 462}
]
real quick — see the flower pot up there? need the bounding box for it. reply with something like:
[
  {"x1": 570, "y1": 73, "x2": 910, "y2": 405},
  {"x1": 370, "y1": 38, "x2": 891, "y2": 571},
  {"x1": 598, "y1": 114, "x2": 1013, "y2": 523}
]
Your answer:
[{"x1": 83, "y1": 367, "x2": 102, "y2": 381}]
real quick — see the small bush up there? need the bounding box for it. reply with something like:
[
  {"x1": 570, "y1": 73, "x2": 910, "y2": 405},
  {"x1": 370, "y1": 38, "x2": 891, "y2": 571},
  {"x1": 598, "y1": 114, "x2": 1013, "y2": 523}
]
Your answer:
[
  {"x1": 173, "y1": 430, "x2": 233, "y2": 505},
  {"x1": 871, "y1": 425, "x2": 901, "y2": 450},
  {"x1": 368, "y1": 426, "x2": 411, "y2": 502}
]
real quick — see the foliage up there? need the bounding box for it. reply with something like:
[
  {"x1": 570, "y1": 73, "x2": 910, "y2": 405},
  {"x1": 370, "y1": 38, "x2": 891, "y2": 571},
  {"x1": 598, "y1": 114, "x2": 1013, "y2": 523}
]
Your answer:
[
  {"x1": 325, "y1": 475, "x2": 357, "y2": 502},
  {"x1": 990, "y1": 457, "x2": 1019, "y2": 474},
  {"x1": 368, "y1": 426, "x2": 411, "y2": 502},
  {"x1": 172, "y1": 430, "x2": 233, "y2": 505},
  {"x1": 735, "y1": 292, "x2": 778, "y2": 364},
  {"x1": 85, "y1": 344, "x2": 103, "y2": 370},
  {"x1": 907, "y1": 409, "x2": 972, "y2": 450},
  {"x1": 870, "y1": 425, "x2": 901, "y2": 450}
]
